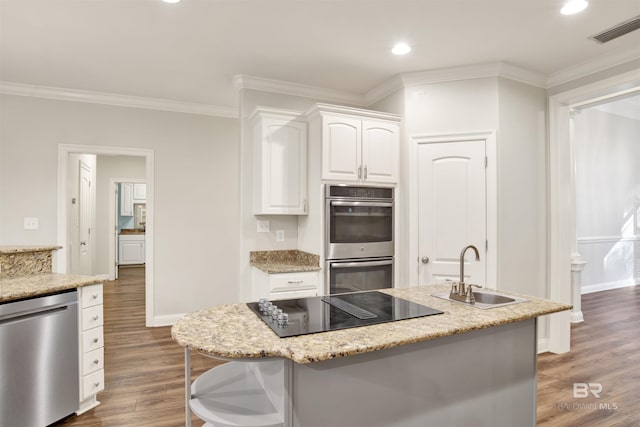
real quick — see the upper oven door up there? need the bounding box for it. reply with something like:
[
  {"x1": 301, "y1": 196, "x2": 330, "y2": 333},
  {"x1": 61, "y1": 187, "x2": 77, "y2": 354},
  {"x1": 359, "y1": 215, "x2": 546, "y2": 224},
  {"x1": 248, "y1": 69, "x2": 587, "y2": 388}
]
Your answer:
[{"x1": 326, "y1": 200, "x2": 393, "y2": 259}]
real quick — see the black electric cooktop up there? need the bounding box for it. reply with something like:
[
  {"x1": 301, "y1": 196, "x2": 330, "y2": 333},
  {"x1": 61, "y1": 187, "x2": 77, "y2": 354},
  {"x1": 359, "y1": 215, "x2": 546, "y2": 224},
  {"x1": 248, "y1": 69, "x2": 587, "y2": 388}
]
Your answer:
[{"x1": 247, "y1": 291, "x2": 444, "y2": 338}]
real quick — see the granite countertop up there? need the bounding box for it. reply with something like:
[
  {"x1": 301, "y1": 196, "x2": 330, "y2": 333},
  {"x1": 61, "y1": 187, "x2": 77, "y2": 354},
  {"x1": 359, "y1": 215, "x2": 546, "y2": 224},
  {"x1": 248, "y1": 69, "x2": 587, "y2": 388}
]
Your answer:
[
  {"x1": 0, "y1": 245, "x2": 62, "y2": 254},
  {"x1": 250, "y1": 250, "x2": 321, "y2": 273},
  {"x1": 0, "y1": 273, "x2": 103, "y2": 303},
  {"x1": 119, "y1": 229, "x2": 146, "y2": 235},
  {"x1": 172, "y1": 284, "x2": 572, "y2": 364}
]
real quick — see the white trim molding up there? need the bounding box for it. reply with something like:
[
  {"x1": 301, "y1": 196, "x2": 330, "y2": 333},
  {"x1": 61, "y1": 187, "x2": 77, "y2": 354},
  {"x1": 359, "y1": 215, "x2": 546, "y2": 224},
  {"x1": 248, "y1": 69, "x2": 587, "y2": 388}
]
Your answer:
[
  {"x1": 365, "y1": 62, "x2": 548, "y2": 106},
  {"x1": 547, "y1": 48, "x2": 640, "y2": 89},
  {"x1": 233, "y1": 74, "x2": 366, "y2": 106},
  {"x1": 153, "y1": 313, "x2": 187, "y2": 327},
  {"x1": 577, "y1": 235, "x2": 640, "y2": 244},
  {"x1": 0, "y1": 81, "x2": 238, "y2": 118},
  {"x1": 582, "y1": 279, "x2": 638, "y2": 295}
]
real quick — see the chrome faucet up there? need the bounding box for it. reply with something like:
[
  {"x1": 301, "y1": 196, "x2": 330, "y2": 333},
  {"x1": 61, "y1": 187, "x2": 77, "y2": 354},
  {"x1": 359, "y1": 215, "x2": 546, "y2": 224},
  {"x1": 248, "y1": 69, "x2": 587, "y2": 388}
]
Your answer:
[{"x1": 449, "y1": 245, "x2": 482, "y2": 303}]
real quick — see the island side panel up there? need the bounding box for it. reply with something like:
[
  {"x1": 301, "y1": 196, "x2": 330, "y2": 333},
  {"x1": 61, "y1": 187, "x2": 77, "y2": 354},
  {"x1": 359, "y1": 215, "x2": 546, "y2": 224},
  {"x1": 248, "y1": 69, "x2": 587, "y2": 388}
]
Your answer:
[{"x1": 291, "y1": 319, "x2": 537, "y2": 427}]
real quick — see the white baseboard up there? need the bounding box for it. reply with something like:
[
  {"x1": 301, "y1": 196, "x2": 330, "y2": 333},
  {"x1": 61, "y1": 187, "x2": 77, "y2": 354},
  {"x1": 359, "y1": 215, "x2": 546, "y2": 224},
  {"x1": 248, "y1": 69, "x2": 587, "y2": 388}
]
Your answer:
[
  {"x1": 581, "y1": 279, "x2": 638, "y2": 294},
  {"x1": 152, "y1": 313, "x2": 187, "y2": 327},
  {"x1": 537, "y1": 338, "x2": 550, "y2": 354},
  {"x1": 94, "y1": 274, "x2": 110, "y2": 281},
  {"x1": 571, "y1": 311, "x2": 584, "y2": 323}
]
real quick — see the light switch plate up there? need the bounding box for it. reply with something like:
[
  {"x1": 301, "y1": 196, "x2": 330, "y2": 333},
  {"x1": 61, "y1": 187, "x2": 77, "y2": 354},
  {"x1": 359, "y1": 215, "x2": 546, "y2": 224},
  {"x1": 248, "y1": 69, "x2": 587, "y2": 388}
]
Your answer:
[
  {"x1": 24, "y1": 217, "x2": 39, "y2": 230},
  {"x1": 257, "y1": 219, "x2": 270, "y2": 233},
  {"x1": 276, "y1": 230, "x2": 285, "y2": 242}
]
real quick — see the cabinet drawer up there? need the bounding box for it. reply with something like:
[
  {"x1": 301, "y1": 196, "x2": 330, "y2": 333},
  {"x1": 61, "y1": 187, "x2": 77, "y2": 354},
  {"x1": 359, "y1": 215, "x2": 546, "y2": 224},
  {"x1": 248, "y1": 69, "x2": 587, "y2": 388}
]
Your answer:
[
  {"x1": 82, "y1": 326, "x2": 104, "y2": 353},
  {"x1": 82, "y1": 369, "x2": 105, "y2": 400},
  {"x1": 82, "y1": 347, "x2": 104, "y2": 376},
  {"x1": 81, "y1": 284, "x2": 103, "y2": 308},
  {"x1": 269, "y1": 272, "x2": 318, "y2": 293},
  {"x1": 82, "y1": 305, "x2": 104, "y2": 331},
  {"x1": 269, "y1": 288, "x2": 318, "y2": 300}
]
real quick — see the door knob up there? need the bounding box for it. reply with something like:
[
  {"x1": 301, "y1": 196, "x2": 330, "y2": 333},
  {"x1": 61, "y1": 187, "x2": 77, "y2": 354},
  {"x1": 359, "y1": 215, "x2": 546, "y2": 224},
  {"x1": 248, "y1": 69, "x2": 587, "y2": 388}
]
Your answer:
[{"x1": 421, "y1": 256, "x2": 430, "y2": 264}]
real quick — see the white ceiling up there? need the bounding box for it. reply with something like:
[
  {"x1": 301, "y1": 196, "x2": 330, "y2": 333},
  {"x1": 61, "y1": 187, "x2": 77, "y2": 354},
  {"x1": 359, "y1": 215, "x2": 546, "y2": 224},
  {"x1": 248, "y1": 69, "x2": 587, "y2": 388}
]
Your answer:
[{"x1": 1, "y1": 0, "x2": 639, "y2": 109}]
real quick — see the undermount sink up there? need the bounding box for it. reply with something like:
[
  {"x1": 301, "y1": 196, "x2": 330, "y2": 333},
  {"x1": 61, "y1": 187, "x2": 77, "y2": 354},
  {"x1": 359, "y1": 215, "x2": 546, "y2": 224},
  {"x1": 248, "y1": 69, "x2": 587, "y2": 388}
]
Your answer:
[{"x1": 432, "y1": 289, "x2": 527, "y2": 309}]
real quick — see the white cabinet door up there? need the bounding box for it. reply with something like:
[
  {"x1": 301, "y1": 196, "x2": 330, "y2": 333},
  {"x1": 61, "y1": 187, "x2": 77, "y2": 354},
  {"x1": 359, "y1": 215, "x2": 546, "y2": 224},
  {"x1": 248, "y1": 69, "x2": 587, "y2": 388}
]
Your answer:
[
  {"x1": 120, "y1": 183, "x2": 133, "y2": 216},
  {"x1": 118, "y1": 236, "x2": 145, "y2": 264},
  {"x1": 133, "y1": 183, "x2": 146, "y2": 201},
  {"x1": 362, "y1": 120, "x2": 399, "y2": 184},
  {"x1": 252, "y1": 109, "x2": 307, "y2": 215},
  {"x1": 317, "y1": 111, "x2": 399, "y2": 184},
  {"x1": 321, "y1": 115, "x2": 361, "y2": 182}
]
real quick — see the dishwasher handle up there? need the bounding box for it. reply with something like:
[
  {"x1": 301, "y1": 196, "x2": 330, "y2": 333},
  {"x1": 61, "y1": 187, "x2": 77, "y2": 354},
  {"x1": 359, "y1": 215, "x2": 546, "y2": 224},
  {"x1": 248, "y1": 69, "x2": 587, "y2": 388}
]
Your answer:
[{"x1": 0, "y1": 304, "x2": 71, "y2": 326}]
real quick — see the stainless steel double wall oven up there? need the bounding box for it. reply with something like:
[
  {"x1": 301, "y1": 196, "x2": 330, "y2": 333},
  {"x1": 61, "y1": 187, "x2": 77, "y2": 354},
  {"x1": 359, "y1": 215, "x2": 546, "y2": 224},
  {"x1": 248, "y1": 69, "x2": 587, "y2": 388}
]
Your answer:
[{"x1": 325, "y1": 185, "x2": 394, "y2": 294}]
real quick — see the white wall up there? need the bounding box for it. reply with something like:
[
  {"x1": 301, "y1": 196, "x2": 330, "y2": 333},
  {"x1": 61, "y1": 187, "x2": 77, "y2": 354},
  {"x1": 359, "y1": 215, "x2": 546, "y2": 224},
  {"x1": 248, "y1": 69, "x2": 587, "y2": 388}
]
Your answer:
[
  {"x1": 575, "y1": 105, "x2": 640, "y2": 292},
  {"x1": 497, "y1": 78, "x2": 547, "y2": 298},
  {"x1": 0, "y1": 94, "x2": 240, "y2": 319},
  {"x1": 95, "y1": 155, "x2": 146, "y2": 276}
]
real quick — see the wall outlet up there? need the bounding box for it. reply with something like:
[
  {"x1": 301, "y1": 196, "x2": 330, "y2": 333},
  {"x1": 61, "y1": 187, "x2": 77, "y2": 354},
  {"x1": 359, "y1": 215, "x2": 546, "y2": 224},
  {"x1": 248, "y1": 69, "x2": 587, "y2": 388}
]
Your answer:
[
  {"x1": 257, "y1": 219, "x2": 270, "y2": 233},
  {"x1": 24, "y1": 217, "x2": 39, "y2": 230},
  {"x1": 276, "y1": 230, "x2": 285, "y2": 242}
]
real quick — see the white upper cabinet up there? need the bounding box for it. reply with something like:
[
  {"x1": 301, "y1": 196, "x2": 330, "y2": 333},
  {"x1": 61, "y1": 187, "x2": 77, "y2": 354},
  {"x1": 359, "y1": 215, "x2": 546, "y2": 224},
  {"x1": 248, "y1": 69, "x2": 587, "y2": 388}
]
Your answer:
[
  {"x1": 361, "y1": 120, "x2": 399, "y2": 183},
  {"x1": 309, "y1": 104, "x2": 400, "y2": 184},
  {"x1": 251, "y1": 107, "x2": 308, "y2": 215},
  {"x1": 133, "y1": 183, "x2": 146, "y2": 201},
  {"x1": 120, "y1": 183, "x2": 133, "y2": 216}
]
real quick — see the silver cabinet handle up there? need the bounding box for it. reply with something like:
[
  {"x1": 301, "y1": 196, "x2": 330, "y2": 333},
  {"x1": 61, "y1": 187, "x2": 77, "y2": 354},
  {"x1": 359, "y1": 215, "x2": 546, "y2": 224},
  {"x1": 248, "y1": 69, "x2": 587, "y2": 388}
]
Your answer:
[
  {"x1": 80, "y1": 241, "x2": 87, "y2": 246},
  {"x1": 421, "y1": 256, "x2": 430, "y2": 264},
  {"x1": 287, "y1": 280, "x2": 303, "y2": 284},
  {"x1": 92, "y1": 315, "x2": 100, "y2": 321},
  {"x1": 358, "y1": 166, "x2": 362, "y2": 179},
  {"x1": 92, "y1": 294, "x2": 99, "y2": 299},
  {"x1": 93, "y1": 338, "x2": 99, "y2": 343},
  {"x1": 93, "y1": 382, "x2": 100, "y2": 387},
  {"x1": 364, "y1": 165, "x2": 368, "y2": 179},
  {"x1": 93, "y1": 360, "x2": 100, "y2": 365}
]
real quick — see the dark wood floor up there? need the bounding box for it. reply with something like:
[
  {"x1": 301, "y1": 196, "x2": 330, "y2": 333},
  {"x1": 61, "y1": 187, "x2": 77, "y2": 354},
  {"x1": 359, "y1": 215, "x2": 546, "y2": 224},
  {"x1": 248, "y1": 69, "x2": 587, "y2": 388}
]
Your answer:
[
  {"x1": 57, "y1": 266, "x2": 222, "y2": 427},
  {"x1": 537, "y1": 285, "x2": 640, "y2": 426},
  {"x1": 58, "y1": 268, "x2": 639, "y2": 426}
]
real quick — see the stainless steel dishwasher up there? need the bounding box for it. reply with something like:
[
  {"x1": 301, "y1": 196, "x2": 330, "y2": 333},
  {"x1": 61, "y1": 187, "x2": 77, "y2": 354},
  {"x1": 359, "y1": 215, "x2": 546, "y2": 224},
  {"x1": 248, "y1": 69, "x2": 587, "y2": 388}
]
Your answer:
[{"x1": 0, "y1": 290, "x2": 79, "y2": 427}]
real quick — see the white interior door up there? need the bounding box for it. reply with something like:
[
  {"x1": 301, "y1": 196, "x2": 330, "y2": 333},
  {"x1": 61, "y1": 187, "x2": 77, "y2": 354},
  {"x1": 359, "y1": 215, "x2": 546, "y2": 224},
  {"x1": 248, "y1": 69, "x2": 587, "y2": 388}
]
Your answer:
[
  {"x1": 78, "y1": 160, "x2": 92, "y2": 275},
  {"x1": 418, "y1": 139, "x2": 486, "y2": 285}
]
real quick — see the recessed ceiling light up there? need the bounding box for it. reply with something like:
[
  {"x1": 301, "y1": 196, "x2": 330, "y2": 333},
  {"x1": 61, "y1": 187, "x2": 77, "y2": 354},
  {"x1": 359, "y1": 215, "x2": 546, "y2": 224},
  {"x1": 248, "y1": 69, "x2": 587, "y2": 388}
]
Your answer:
[
  {"x1": 392, "y1": 43, "x2": 411, "y2": 55},
  {"x1": 162, "y1": 0, "x2": 181, "y2": 3},
  {"x1": 561, "y1": 0, "x2": 588, "y2": 15}
]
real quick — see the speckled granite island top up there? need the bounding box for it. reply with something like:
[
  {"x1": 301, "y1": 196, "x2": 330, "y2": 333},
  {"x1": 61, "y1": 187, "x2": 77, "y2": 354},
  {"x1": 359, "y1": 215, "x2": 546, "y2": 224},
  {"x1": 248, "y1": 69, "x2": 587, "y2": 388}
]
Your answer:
[
  {"x1": 250, "y1": 250, "x2": 320, "y2": 273},
  {"x1": 172, "y1": 284, "x2": 571, "y2": 364},
  {"x1": 0, "y1": 273, "x2": 103, "y2": 303}
]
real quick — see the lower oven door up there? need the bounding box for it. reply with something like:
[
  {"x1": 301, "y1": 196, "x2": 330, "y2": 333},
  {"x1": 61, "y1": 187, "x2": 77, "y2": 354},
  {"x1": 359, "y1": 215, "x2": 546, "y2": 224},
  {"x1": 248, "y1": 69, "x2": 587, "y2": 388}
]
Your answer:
[{"x1": 327, "y1": 258, "x2": 394, "y2": 294}]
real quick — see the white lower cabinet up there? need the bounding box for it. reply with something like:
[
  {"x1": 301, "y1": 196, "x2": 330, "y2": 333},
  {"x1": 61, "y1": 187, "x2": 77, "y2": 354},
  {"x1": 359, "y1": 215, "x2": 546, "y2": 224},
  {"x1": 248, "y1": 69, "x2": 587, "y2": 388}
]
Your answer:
[
  {"x1": 118, "y1": 234, "x2": 145, "y2": 265},
  {"x1": 252, "y1": 269, "x2": 319, "y2": 301},
  {"x1": 77, "y1": 284, "x2": 105, "y2": 414}
]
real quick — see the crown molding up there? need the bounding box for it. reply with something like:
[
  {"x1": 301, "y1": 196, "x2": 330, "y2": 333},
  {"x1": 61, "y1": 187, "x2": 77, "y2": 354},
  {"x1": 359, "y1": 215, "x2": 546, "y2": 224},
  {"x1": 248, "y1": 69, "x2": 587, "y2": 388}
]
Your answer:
[
  {"x1": 546, "y1": 48, "x2": 640, "y2": 88},
  {"x1": 0, "y1": 81, "x2": 238, "y2": 118},
  {"x1": 233, "y1": 74, "x2": 366, "y2": 106},
  {"x1": 365, "y1": 62, "x2": 548, "y2": 105}
]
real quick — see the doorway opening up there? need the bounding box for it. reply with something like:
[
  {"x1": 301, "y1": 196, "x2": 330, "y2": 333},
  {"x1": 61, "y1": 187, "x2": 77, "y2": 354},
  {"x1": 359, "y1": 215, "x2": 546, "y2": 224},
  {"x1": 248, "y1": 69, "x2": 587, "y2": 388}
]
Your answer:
[
  {"x1": 548, "y1": 70, "x2": 640, "y2": 353},
  {"x1": 57, "y1": 144, "x2": 155, "y2": 327}
]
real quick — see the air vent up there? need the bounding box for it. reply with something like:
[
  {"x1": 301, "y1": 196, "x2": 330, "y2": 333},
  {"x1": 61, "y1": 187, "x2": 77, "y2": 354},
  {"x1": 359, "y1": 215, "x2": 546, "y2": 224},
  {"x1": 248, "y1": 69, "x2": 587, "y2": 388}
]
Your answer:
[{"x1": 589, "y1": 15, "x2": 640, "y2": 44}]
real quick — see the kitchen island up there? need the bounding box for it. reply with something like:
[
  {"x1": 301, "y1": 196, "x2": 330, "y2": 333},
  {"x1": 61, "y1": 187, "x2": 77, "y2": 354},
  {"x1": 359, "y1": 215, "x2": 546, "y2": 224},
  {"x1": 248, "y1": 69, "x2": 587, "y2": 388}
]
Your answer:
[{"x1": 172, "y1": 284, "x2": 571, "y2": 427}]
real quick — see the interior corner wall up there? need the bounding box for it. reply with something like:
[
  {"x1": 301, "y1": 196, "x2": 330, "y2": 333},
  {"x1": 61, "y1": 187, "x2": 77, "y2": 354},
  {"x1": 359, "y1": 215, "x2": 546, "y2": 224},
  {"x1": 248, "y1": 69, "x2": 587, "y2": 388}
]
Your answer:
[
  {"x1": 95, "y1": 155, "x2": 146, "y2": 276},
  {"x1": 0, "y1": 94, "x2": 240, "y2": 318},
  {"x1": 496, "y1": 78, "x2": 547, "y2": 298},
  {"x1": 574, "y1": 106, "x2": 640, "y2": 291}
]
